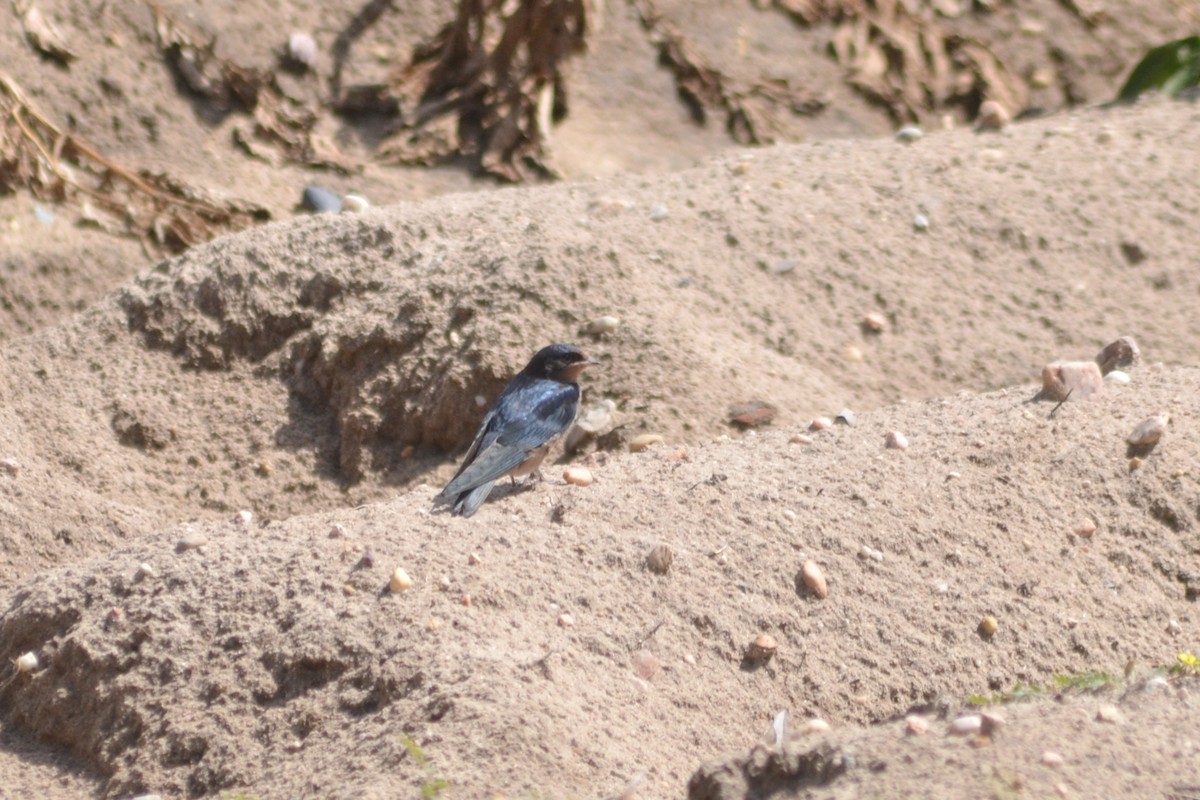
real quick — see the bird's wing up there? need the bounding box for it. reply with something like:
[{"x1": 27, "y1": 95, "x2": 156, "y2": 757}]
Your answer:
[{"x1": 439, "y1": 379, "x2": 579, "y2": 497}]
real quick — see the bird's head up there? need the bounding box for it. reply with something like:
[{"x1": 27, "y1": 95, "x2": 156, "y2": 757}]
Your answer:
[{"x1": 524, "y1": 343, "x2": 600, "y2": 383}]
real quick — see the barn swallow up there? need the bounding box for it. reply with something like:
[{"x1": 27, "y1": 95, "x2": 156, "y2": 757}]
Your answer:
[{"x1": 434, "y1": 343, "x2": 599, "y2": 517}]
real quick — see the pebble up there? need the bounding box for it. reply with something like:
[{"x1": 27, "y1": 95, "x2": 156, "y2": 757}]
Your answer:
[
  {"x1": 632, "y1": 649, "x2": 660, "y2": 680},
  {"x1": 1144, "y1": 676, "x2": 1169, "y2": 692},
  {"x1": 15, "y1": 651, "x2": 39, "y2": 672},
  {"x1": 649, "y1": 204, "x2": 669, "y2": 221},
  {"x1": 646, "y1": 544, "x2": 674, "y2": 574},
  {"x1": 630, "y1": 433, "x2": 665, "y2": 452},
  {"x1": 905, "y1": 715, "x2": 929, "y2": 735},
  {"x1": 844, "y1": 344, "x2": 864, "y2": 361},
  {"x1": 885, "y1": 431, "x2": 909, "y2": 450},
  {"x1": 1167, "y1": 618, "x2": 1181, "y2": 635},
  {"x1": 1095, "y1": 705, "x2": 1123, "y2": 724},
  {"x1": 863, "y1": 311, "x2": 888, "y2": 333},
  {"x1": 912, "y1": 214, "x2": 930, "y2": 231},
  {"x1": 835, "y1": 409, "x2": 856, "y2": 426},
  {"x1": 1073, "y1": 518, "x2": 1097, "y2": 538},
  {"x1": 1104, "y1": 370, "x2": 1130, "y2": 384},
  {"x1": 948, "y1": 715, "x2": 982, "y2": 735},
  {"x1": 798, "y1": 718, "x2": 831, "y2": 735},
  {"x1": 859, "y1": 545, "x2": 883, "y2": 562},
  {"x1": 1129, "y1": 456, "x2": 1143, "y2": 471},
  {"x1": 1095, "y1": 336, "x2": 1139, "y2": 374},
  {"x1": 682, "y1": 653, "x2": 696, "y2": 666},
  {"x1": 799, "y1": 560, "x2": 829, "y2": 599},
  {"x1": 809, "y1": 417, "x2": 833, "y2": 431},
  {"x1": 980, "y1": 712, "x2": 1005, "y2": 735},
  {"x1": 1041, "y1": 360, "x2": 1103, "y2": 401},
  {"x1": 1042, "y1": 751, "x2": 1064, "y2": 767},
  {"x1": 134, "y1": 562, "x2": 156, "y2": 581},
  {"x1": 1126, "y1": 414, "x2": 1168, "y2": 447},
  {"x1": 287, "y1": 32, "x2": 318, "y2": 69},
  {"x1": 782, "y1": 509, "x2": 797, "y2": 522},
  {"x1": 789, "y1": 433, "x2": 813, "y2": 445},
  {"x1": 176, "y1": 532, "x2": 208, "y2": 552},
  {"x1": 0, "y1": 458, "x2": 18, "y2": 476},
  {"x1": 557, "y1": 612, "x2": 575, "y2": 628},
  {"x1": 976, "y1": 100, "x2": 1011, "y2": 131},
  {"x1": 300, "y1": 185, "x2": 341, "y2": 213},
  {"x1": 895, "y1": 125, "x2": 923, "y2": 143},
  {"x1": 341, "y1": 194, "x2": 370, "y2": 213},
  {"x1": 980, "y1": 615, "x2": 999, "y2": 637},
  {"x1": 389, "y1": 567, "x2": 413, "y2": 593},
  {"x1": 233, "y1": 510, "x2": 253, "y2": 525},
  {"x1": 328, "y1": 523, "x2": 347, "y2": 538},
  {"x1": 563, "y1": 467, "x2": 593, "y2": 486},
  {"x1": 583, "y1": 315, "x2": 620, "y2": 335},
  {"x1": 747, "y1": 633, "x2": 777, "y2": 665}
]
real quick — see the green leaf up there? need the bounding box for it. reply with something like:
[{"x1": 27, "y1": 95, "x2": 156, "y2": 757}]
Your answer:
[{"x1": 1118, "y1": 36, "x2": 1200, "y2": 102}]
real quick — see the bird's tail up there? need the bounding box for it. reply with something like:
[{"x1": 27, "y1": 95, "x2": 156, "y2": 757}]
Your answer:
[{"x1": 453, "y1": 481, "x2": 496, "y2": 518}]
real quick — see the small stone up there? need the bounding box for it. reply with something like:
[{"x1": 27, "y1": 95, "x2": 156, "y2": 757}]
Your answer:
[
  {"x1": 563, "y1": 467, "x2": 593, "y2": 486},
  {"x1": 980, "y1": 712, "x2": 1005, "y2": 735},
  {"x1": 1104, "y1": 370, "x2": 1130, "y2": 384},
  {"x1": 557, "y1": 612, "x2": 575, "y2": 628},
  {"x1": 15, "y1": 651, "x2": 39, "y2": 672},
  {"x1": 1095, "y1": 705, "x2": 1123, "y2": 724},
  {"x1": 342, "y1": 584, "x2": 356, "y2": 596},
  {"x1": 1041, "y1": 360, "x2": 1103, "y2": 401},
  {"x1": 835, "y1": 409, "x2": 856, "y2": 426},
  {"x1": 747, "y1": 633, "x2": 777, "y2": 665},
  {"x1": 683, "y1": 653, "x2": 697, "y2": 666},
  {"x1": 906, "y1": 715, "x2": 929, "y2": 735},
  {"x1": 1042, "y1": 751, "x2": 1064, "y2": 767},
  {"x1": 789, "y1": 433, "x2": 813, "y2": 445},
  {"x1": 632, "y1": 649, "x2": 660, "y2": 680},
  {"x1": 630, "y1": 433, "x2": 665, "y2": 452},
  {"x1": 649, "y1": 205, "x2": 669, "y2": 221},
  {"x1": 980, "y1": 615, "x2": 999, "y2": 637},
  {"x1": 1129, "y1": 456, "x2": 1144, "y2": 471},
  {"x1": 341, "y1": 194, "x2": 369, "y2": 213},
  {"x1": 798, "y1": 718, "x2": 831, "y2": 735},
  {"x1": 134, "y1": 562, "x2": 156, "y2": 581},
  {"x1": 976, "y1": 100, "x2": 1011, "y2": 131},
  {"x1": 468, "y1": 552, "x2": 482, "y2": 565},
  {"x1": 885, "y1": 431, "x2": 909, "y2": 450},
  {"x1": 913, "y1": 213, "x2": 930, "y2": 232},
  {"x1": 328, "y1": 523, "x2": 347, "y2": 538},
  {"x1": 1126, "y1": 414, "x2": 1168, "y2": 447},
  {"x1": 389, "y1": 567, "x2": 414, "y2": 593},
  {"x1": 176, "y1": 532, "x2": 208, "y2": 552},
  {"x1": 799, "y1": 560, "x2": 829, "y2": 599},
  {"x1": 436, "y1": 575, "x2": 451, "y2": 592},
  {"x1": 1167, "y1": 618, "x2": 1181, "y2": 636},
  {"x1": 1095, "y1": 336, "x2": 1140, "y2": 374},
  {"x1": 863, "y1": 312, "x2": 888, "y2": 333},
  {"x1": 782, "y1": 509, "x2": 797, "y2": 522},
  {"x1": 1073, "y1": 518, "x2": 1097, "y2": 538},
  {"x1": 809, "y1": 417, "x2": 833, "y2": 431},
  {"x1": 646, "y1": 544, "x2": 674, "y2": 575},
  {"x1": 948, "y1": 715, "x2": 982, "y2": 736},
  {"x1": 300, "y1": 185, "x2": 341, "y2": 213},
  {"x1": 0, "y1": 458, "x2": 19, "y2": 476},
  {"x1": 233, "y1": 510, "x2": 253, "y2": 525},
  {"x1": 895, "y1": 125, "x2": 923, "y2": 143},
  {"x1": 728, "y1": 400, "x2": 777, "y2": 428},
  {"x1": 461, "y1": 594, "x2": 472, "y2": 607},
  {"x1": 287, "y1": 32, "x2": 318, "y2": 69},
  {"x1": 845, "y1": 344, "x2": 864, "y2": 361},
  {"x1": 583, "y1": 315, "x2": 621, "y2": 336}
]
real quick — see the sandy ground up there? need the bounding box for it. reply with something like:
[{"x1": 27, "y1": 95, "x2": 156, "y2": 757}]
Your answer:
[{"x1": 2, "y1": 0, "x2": 1200, "y2": 798}]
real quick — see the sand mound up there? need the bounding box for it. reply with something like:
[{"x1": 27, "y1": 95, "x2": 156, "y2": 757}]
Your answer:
[{"x1": 2, "y1": 357, "x2": 1196, "y2": 796}]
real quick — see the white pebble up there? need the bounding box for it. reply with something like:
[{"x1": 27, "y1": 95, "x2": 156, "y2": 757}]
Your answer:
[
  {"x1": 563, "y1": 467, "x2": 593, "y2": 486},
  {"x1": 474, "y1": 395, "x2": 488, "y2": 408},
  {"x1": 1167, "y1": 618, "x2": 1181, "y2": 635},
  {"x1": 809, "y1": 417, "x2": 833, "y2": 431},
  {"x1": 913, "y1": 214, "x2": 930, "y2": 231},
  {"x1": 649, "y1": 205, "x2": 669, "y2": 221},
  {"x1": 389, "y1": 567, "x2": 414, "y2": 593},
  {"x1": 789, "y1": 433, "x2": 813, "y2": 445},
  {"x1": 0, "y1": 458, "x2": 18, "y2": 476},
  {"x1": 234, "y1": 510, "x2": 253, "y2": 525},
  {"x1": 895, "y1": 125, "x2": 923, "y2": 143},
  {"x1": 341, "y1": 194, "x2": 370, "y2": 213},
  {"x1": 328, "y1": 523, "x2": 347, "y2": 538},
  {"x1": 557, "y1": 612, "x2": 575, "y2": 628},
  {"x1": 1042, "y1": 751, "x2": 1064, "y2": 767},
  {"x1": 885, "y1": 431, "x2": 909, "y2": 450},
  {"x1": 15, "y1": 651, "x2": 39, "y2": 672},
  {"x1": 782, "y1": 509, "x2": 797, "y2": 522},
  {"x1": 287, "y1": 32, "x2": 317, "y2": 68},
  {"x1": 1104, "y1": 370, "x2": 1131, "y2": 384},
  {"x1": 135, "y1": 562, "x2": 156, "y2": 581},
  {"x1": 583, "y1": 316, "x2": 620, "y2": 335},
  {"x1": 948, "y1": 715, "x2": 982, "y2": 735}
]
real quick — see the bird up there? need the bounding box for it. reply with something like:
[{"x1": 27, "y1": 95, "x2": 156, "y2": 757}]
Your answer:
[{"x1": 434, "y1": 343, "x2": 599, "y2": 517}]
